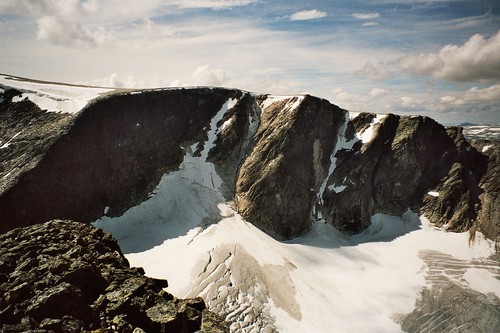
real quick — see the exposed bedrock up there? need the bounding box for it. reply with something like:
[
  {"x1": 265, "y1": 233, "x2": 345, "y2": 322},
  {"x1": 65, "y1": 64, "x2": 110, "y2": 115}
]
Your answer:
[
  {"x1": 235, "y1": 95, "x2": 346, "y2": 240},
  {"x1": 322, "y1": 113, "x2": 490, "y2": 236},
  {"x1": 0, "y1": 220, "x2": 228, "y2": 332}
]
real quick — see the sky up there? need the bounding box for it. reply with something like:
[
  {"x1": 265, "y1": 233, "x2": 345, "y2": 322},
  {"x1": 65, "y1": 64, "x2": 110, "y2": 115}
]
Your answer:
[{"x1": 1, "y1": 0, "x2": 499, "y2": 124}]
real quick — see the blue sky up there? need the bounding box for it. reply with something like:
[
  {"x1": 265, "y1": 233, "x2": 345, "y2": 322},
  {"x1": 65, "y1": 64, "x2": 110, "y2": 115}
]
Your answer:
[{"x1": 1, "y1": 0, "x2": 499, "y2": 124}]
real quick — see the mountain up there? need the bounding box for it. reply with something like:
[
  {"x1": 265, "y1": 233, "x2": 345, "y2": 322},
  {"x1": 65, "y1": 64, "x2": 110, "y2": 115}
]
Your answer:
[{"x1": 1, "y1": 74, "x2": 499, "y2": 332}]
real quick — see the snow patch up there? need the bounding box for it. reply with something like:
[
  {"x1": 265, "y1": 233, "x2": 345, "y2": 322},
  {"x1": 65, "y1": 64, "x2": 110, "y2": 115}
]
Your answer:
[
  {"x1": 427, "y1": 191, "x2": 439, "y2": 197},
  {"x1": 348, "y1": 112, "x2": 360, "y2": 120},
  {"x1": 259, "y1": 95, "x2": 304, "y2": 114},
  {"x1": 357, "y1": 114, "x2": 387, "y2": 143},
  {"x1": 200, "y1": 97, "x2": 238, "y2": 161},
  {"x1": 0, "y1": 130, "x2": 23, "y2": 149},
  {"x1": 482, "y1": 145, "x2": 493, "y2": 152},
  {"x1": 463, "y1": 268, "x2": 500, "y2": 297},
  {"x1": 319, "y1": 113, "x2": 357, "y2": 198},
  {"x1": 0, "y1": 74, "x2": 112, "y2": 114}
]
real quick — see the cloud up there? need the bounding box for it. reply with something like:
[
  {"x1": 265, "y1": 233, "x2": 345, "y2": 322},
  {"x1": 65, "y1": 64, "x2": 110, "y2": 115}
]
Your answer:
[
  {"x1": 289, "y1": 10, "x2": 327, "y2": 21},
  {"x1": 171, "y1": 0, "x2": 259, "y2": 9},
  {"x1": 0, "y1": 0, "x2": 101, "y2": 20},
  {"x1": 190, "y1": 64, "x2": 231, "y2": 86},
  {"x1": 370, "y1": 88, "x2": 389, "y2": 97},
  {"x1": 392, "y1": 30, "x2": 500, "y2": 83},
  {"x1": 36, "y1": 16, "x2": 112, "y2": 48},
  {"x1": 440, "y1": 85, "x2": 500, "y2": 105},
  {"x1": 352, "y1": 12, "x2": 380, "y2": 20},
  {"x1": 400, "y1": 96, "x2": 419, "y2": 108},
  {"x1": 355, "y1": 61, "x2": 390, "y2": 81},
  {"x1": 362, "y1": 22, "x2": 379, "y2": 27}
]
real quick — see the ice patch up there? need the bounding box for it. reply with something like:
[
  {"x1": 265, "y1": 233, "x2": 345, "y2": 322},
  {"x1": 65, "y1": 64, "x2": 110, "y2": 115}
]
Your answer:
[{"x1": 427, "y1": 191, "x2": 439, "y2": 197}]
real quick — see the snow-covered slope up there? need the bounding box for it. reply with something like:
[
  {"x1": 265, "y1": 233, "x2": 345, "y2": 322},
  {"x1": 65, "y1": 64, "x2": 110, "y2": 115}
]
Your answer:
[
  {"x1": 95, "y1": 96, "x2": 499, "y2": 332},
  {"x1": 0, "y1": 74, "x2": 113, "y2": 113}
]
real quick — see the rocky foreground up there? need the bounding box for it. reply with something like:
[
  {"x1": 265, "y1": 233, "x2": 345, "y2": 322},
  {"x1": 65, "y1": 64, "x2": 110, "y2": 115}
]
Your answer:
[{"x1": 0, "y1": 220, "x2": 228, "y2": 333}]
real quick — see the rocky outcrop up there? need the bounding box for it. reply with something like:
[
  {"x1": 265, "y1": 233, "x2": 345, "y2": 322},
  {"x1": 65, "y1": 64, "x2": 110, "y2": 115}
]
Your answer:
[
  {"x1": 420, "y1": 127, "x2": 488, "y2": 232},
  {"x1": 0, "y1": 220, "x2": 228, "y2": 332},
  {"x1": 320, "y1": 113, "x2": 490, "y2": 236},
  {"x1": 235, "y1": 95, "x2": 346, "y2": 240},
  {"x1": 467, "y1": 139, "x2": 500, "y2": 244}
]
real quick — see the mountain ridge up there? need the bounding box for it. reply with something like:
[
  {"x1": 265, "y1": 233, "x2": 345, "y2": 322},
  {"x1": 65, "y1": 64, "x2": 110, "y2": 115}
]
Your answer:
[
  {"x1": 0, "y1": 74, "x2": 498, "y2": 243},
  {"x1": 1, "y1": 74, "x2": 499, "y2": 332}
]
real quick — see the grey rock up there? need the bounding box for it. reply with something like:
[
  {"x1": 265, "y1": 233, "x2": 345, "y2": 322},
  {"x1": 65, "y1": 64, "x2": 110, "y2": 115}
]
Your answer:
[{"x1": 0, "y1": 220, "x2": 227, "y2": 332}]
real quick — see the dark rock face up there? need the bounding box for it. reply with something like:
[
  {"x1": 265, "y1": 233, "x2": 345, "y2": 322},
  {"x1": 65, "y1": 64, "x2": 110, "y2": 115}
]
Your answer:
[
  {"x1": 468, "y1": 139, "x2": 500, "y2": 244},
  {"x1": 321, "y1": 113, "x2": 490, "y2": 236},
  {"x1": 0, "y1": 88, "x2": 237, "y2": 233},
  {"x1": 0, "y1": 89, "x2": 73, "y2": 196},
  {"x1": 235, "y1": 95, "x2": 346, "y2": 240},
  {"x1": 0, "y1": 220, "x2": 228, "y2": 332}
]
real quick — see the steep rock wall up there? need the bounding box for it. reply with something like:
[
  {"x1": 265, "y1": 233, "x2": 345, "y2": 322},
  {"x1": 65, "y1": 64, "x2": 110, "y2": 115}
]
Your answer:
[
  {"x1": 321, "y1": 113, "x2": 489, "y2": 236},
  {"x1": 235, "y1": 95, "x2": 346, "y2": 240},
  {"x1": 0, "y1": 88, "x2": 238, "y2": 233}
]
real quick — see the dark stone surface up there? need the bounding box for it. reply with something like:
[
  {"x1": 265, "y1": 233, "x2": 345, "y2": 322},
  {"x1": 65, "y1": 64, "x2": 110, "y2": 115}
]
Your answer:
[
  {"x1": 321, "y1": 113, "x2": 491, "y2": 237},
  {"x1": 235, "y1": 95, "x2": 346, "y2": 240},
  {"x1": 0, "y1": 220, "x2": 229, "y2": 332},
  {"x1": 0, "y1": 88, "x2": 237, "y2": 233}
]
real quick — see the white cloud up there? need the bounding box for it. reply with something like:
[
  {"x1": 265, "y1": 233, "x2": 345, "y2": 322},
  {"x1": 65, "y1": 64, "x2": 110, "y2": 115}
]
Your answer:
[
  {"x1": 36, "y1": 16, "x2": 112, "y2": 48},
  {"x1": 0, "y1": 0, "x2": 91, "y2": 17},
  {"x1": 289, "y1": 10, "x2": 327, "y2": 21},
  {"x1": 355, "y1": 61, "x2": 390, "y2": 81},
  {"x1": 330, "y1": 88, "x2": 366, "y2": 111},
  {"x1": 170, "y1": 0, "x2": 259, "y2": 9},
  {"x1": 463, "y1": 85, "x2": 500, "y2": 102},
  {"x1": 370, "y1": 88, "x2": 389, "y2": 97},
  {"x1": 392, "y1": 30, "x2": 500, "y2": 83},
  {"x1": 400, "y1": 96, "x2": 419, "y2": 108},
  {"x1": 362, "y1": 22, "x2": 379, "y2": 27},
  {"x1": 352, "y1": 12, "x2": 380, "y2": 20},
  {"x1": 442, "y1": 85, "x2": 500, "y2": 104},
  {"x1": 190, "y1": 64, "x2": 231, "y2": 86}
]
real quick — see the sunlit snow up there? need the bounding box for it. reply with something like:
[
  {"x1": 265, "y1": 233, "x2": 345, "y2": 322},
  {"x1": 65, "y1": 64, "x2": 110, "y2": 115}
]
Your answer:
[{"x1": 0, "y1": 74, "x2": 113, "y2": 114}]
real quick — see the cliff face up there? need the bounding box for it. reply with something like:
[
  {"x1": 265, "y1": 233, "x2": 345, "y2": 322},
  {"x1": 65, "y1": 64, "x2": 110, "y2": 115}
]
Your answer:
[
  {"x1": 0, "y1": 88, "x2": 238, "y2": 233},
  {"x1": 0, "y1": 84, "x2": 497, "y2": 242},
  {"x1": 321, "y1": 113, "x2": 490, "y2": 236}
]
